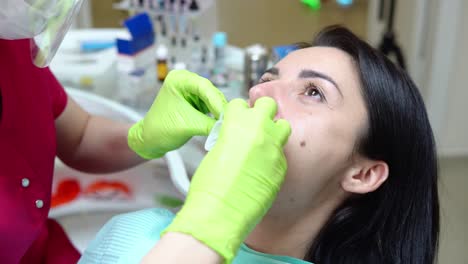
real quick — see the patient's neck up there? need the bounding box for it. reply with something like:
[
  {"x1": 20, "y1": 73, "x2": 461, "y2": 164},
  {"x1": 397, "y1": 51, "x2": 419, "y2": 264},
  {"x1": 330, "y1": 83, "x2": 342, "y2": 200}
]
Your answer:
[{"x1": 244, "y1": 196, "x2": 343, "y2": 260}]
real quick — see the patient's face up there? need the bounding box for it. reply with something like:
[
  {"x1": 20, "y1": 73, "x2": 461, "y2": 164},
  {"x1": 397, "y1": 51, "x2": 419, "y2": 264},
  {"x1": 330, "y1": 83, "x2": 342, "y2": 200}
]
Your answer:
[{"x1": 249, "y1": 47, "x2": 368, "y2": 213}]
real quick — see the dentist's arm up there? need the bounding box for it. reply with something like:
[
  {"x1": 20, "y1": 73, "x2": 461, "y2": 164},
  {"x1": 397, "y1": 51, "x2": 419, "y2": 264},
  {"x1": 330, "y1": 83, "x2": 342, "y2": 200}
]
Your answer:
[{"x1": 55, "y1": 97, "x2": 144, "y2": 173}]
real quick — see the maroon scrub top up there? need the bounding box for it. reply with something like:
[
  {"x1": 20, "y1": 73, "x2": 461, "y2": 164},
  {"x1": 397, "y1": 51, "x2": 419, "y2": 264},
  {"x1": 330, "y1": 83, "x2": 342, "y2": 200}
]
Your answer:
[{"x1": 0, "y1": 39, "x2": 80, "y2": 263}]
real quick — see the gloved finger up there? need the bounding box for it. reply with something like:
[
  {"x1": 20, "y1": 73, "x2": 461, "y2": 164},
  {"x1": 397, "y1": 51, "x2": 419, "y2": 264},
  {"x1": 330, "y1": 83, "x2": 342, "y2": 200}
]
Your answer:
[
  {"x1": 274, "y1": 119, "x2": 292, "y2": 146},
  {"x1": 194, "y1": 77, "x2": 227, "y2": 119},
  {"x1": 164, "y1": 69, "x2": 193, "y2": 84},
  {"x1": 253, "y1": 97, "x2": 278, "y2": 120},
  {"x1": 224, "y1": 98, "x2": 249, "y2": 118},
  {"x1": 172, "y1": 70, "x2": 227, "y2": 119},
  {"x1": 187, "y1": 95, "x2": 211, "y2": 114},
  {"x1": 190, "y1": 113, "x2": 218, "y2": 136}
]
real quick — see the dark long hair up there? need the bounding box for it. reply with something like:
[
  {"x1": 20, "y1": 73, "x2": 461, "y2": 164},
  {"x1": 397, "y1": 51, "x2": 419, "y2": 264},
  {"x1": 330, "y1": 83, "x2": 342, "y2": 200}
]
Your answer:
[{"x1": 301, "y1": 26, "x2": 439, "y2": 264}]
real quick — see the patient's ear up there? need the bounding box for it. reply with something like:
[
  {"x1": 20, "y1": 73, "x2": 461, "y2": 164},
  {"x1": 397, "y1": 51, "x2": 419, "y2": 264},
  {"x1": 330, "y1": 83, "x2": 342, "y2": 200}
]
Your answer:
[{"x1": 341, "y1": 158, "x2": 389, "y2": 194}]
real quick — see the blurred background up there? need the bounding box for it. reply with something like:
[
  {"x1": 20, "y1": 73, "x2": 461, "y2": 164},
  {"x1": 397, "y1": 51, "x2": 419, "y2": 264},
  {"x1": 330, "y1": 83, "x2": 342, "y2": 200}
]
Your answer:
[{"x1": 51, "y1": 0, "x2": 467, "y2": 261}]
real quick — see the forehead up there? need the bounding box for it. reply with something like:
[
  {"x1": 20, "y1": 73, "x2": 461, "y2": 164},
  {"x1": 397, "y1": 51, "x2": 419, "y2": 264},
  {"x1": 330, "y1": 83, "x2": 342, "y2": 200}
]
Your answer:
[{"x1": 276, "y1": 47, "x2": 357, "y2": 78}]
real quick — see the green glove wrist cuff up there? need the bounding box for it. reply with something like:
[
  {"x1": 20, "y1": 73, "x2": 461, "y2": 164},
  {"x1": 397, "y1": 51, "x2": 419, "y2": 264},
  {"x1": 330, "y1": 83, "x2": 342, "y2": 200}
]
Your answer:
[
  {"x1": 128, "y1": 121, "x2": 166, "y2": 159},
  {"x1": 162, "y1": 191, "x2": 258, "y2": 264}
]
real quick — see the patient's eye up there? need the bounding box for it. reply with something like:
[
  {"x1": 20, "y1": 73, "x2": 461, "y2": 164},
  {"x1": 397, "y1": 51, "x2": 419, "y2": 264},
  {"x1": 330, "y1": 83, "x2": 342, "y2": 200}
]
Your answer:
[
  {"x1": 258, "y1": 76, "x2": 273, "y2": 83},
  {"x1": 304, "y1": 82, "x2": 326, "y2": 102}
]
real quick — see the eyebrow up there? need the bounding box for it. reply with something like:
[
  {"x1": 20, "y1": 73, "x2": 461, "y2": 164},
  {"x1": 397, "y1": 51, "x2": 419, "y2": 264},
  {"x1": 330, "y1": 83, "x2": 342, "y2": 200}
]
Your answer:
[
  {"x1": 299, "y1": 69, "x2": 343, "y2": 98},
  {"x1": 264, "y1": 67, "x2": 343, "y2": 98}
]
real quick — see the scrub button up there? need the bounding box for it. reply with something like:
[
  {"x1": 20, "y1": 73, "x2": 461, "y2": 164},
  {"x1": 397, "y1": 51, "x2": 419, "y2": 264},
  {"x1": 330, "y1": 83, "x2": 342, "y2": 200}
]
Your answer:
[
  {"x1": 22, "y1": 178, "x2": 30, "y2": 188},
  {"x1": 35, "y1": 199, "x2": 44, "y2": 209}
]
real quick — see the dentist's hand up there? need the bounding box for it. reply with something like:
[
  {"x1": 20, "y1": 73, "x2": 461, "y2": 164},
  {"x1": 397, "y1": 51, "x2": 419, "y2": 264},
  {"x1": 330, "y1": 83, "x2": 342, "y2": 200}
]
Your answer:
[
  {"x1": 163, "y1": 97, "x2": 291, "y2": 263},
  {"x1": 128, "y1": 70, "x2": 227, "y2": 159}
]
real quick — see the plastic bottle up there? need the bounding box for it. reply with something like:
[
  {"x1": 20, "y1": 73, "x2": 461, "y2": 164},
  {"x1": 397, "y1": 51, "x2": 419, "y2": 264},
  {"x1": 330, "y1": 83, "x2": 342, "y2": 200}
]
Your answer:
[
  {"x1": 181, "y1": 37, "x2": 188, "y2": 54},
  {"x1": 211, "y1": 32, "x2": 228, "y2": 87},
  {"x1": 212, "y1": 32, "x2": 227, "y2": 74},
  {"x1": 196, "y1": 46, "x2": 211, "y2": 79},
  {"x1": 156, "y1": 44, "x2": 169, "y2": 82},
  {"x1": 188, "y1": 34, "x2": 202, "y2": 72}
]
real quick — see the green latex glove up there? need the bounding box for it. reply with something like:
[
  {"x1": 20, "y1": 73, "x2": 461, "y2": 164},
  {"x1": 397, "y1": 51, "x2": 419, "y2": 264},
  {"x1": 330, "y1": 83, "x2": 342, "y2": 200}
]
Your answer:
[
  {"x1": 128, "y1": 70, "x2": 227, "y2": 159},
  {"x1": 164, "y1": 97, "x2": 291, "y2": 263}
]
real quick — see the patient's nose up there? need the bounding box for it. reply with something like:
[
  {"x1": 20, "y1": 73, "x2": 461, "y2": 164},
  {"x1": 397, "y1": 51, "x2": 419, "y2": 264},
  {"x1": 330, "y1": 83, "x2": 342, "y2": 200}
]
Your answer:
[{"x1": 248, "y1": 82, "x2": 285, "y2": 119}]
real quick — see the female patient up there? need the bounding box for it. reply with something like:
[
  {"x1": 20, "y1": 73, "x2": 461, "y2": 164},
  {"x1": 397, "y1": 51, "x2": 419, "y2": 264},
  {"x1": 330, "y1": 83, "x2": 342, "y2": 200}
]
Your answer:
[{"x1": 80, "y1": 26, "x2": 439, "y2": 264}]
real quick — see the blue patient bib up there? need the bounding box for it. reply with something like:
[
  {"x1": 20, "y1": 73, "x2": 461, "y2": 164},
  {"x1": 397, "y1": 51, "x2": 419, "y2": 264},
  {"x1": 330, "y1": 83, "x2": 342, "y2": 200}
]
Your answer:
[{"x1": 78, "y1": 208, "x2": 312, "y2": 264}]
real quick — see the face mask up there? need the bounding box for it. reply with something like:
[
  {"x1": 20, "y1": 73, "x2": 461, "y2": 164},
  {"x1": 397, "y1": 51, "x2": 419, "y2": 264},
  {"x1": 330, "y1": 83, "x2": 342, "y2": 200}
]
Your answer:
[{"x1": 0, "y1": 0, "x2": 84, "y2": 67}]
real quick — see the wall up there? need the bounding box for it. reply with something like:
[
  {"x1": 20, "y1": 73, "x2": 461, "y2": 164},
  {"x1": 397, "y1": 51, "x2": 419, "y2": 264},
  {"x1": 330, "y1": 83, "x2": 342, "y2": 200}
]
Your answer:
[
  {"x1": 441, "y1": 0, "x2": 468, "y2": 155},
  {"x1": 90, "y1": 0, "x2": 127, "y2": 28},
  {"x1": 438, "y1": 157, "x2": 468, "y2": 263},
  {"x1": 436, "y1": 5, "x2": 468, "y2": 260},
  {"x1": 217, "y1": 0, "x2": 369, "y2": 48}
]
